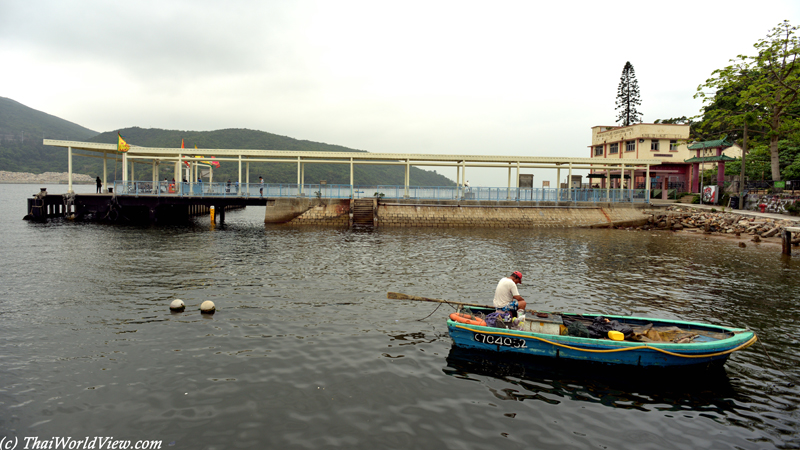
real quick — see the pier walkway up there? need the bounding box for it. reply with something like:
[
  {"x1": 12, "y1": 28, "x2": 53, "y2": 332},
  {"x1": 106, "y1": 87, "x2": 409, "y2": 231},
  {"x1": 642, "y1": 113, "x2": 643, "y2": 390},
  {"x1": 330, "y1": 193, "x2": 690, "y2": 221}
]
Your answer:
[
  {"x1": 112, "y1": 180, "x2": 651, "y2": 203},
  {"x1": 43, "y1": 139, "x2": 662, "y2": 203},
  {"x1": 30, "y1": 139, "x2": 665, "y2": 224}
]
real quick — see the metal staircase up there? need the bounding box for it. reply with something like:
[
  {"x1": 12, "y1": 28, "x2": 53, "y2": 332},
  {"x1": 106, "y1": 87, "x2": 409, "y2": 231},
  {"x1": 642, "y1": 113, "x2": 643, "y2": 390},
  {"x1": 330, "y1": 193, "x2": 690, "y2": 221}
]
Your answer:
[{"x1": 351, "y1": 198, "x2": 375, "y2": 227}]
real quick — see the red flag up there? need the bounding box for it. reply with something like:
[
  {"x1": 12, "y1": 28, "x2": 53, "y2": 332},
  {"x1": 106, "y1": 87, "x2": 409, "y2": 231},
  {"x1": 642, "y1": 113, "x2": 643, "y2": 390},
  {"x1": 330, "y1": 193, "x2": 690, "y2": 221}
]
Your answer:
[{"x1": 181, "y1": 139, "x2": 185, "y2": 149}]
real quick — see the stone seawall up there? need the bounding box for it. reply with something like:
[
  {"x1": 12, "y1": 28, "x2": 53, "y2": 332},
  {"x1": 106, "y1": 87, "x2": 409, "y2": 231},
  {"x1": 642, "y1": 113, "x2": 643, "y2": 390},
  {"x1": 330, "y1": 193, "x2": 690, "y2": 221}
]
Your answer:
[
  {"x1": 265, "y1": 198, "x2": 351, "y2": 226},
  {"x1": 376, "y1": 201, "x2": 648, "y2": 228},
  {"x1": 273, "y1": 198, "x2": 650, "y2": 228}
]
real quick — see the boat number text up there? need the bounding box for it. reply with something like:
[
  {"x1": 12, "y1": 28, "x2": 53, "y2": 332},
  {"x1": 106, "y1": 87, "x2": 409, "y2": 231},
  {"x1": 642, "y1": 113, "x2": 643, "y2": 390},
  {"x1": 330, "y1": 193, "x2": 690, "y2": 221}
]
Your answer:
[{"x1": 474, "y1": 333, "x2": 526, "y2": 348}]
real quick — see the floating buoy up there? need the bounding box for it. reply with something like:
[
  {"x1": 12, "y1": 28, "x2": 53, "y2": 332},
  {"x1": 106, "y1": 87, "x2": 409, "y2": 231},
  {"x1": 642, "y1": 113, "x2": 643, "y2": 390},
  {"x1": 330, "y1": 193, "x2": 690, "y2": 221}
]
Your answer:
[
  {"x1": 200, "y1": 300, "x2": 216, "y2": 314},
  {"x1": 170, "y1": 299, "x2": 185, "y2": 312}
]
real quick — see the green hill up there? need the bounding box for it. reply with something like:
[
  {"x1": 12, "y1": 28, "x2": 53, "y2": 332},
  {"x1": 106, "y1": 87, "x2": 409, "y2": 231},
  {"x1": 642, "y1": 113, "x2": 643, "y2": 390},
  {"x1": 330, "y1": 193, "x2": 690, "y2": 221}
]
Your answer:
[
  {"x1": 0, "y1": 97, "x2": 99, "y2": 173},
  {"x1": 91, "y1": 127, "x2": 455, "y2": 186},
  {"x1": 0, "y1": 98, "x2": 454, "y2": 186}
]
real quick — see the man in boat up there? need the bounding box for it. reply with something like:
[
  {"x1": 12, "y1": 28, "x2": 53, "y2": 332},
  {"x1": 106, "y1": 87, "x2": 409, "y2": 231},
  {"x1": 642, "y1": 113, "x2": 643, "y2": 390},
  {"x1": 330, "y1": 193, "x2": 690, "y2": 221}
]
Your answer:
[{"x1": 493, "y1": 271, "x2": 526, "y2": 315}]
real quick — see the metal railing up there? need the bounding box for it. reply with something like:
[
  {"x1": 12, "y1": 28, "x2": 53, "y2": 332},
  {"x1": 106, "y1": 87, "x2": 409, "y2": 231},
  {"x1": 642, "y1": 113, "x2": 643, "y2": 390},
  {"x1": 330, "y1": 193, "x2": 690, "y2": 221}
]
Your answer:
[{"x1": 112, "y1": 181, "x2": 650, "y2": 203}]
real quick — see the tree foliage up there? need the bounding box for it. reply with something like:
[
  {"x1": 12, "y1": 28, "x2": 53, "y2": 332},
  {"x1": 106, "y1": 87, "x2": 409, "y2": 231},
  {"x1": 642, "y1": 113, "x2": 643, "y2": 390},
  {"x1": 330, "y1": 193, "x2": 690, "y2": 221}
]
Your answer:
[
  {"x1": 615, "y1": 61, "x2": 643, "y2": 126},
  {"x1": 724, "y1": 140, "x2": 800, "y2": 181},
  {"x1": 696, "y1": 20, "x2": 800, "y2": 181}
]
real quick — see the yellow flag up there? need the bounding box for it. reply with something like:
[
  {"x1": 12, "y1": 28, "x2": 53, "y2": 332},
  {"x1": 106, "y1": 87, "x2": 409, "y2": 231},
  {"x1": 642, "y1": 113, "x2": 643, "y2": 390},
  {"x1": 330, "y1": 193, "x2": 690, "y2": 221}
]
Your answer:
[{"x1": 117, "y1": 133, "x2": 130, "y2": 153}]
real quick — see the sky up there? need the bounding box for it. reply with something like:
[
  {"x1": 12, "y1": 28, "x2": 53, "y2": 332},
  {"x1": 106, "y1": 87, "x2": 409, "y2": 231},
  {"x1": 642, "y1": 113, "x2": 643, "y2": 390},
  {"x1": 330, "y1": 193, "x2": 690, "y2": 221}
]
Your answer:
[{"x1": 1, "y1": 0, "x2": 799, "y2": 186}]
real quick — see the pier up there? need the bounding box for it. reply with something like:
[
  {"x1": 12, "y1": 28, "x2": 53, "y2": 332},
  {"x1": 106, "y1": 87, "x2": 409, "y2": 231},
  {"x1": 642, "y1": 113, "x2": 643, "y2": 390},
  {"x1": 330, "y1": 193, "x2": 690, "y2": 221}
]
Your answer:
[{"x1": 27, "y1": 139, "x2": 664, "y2": 225}]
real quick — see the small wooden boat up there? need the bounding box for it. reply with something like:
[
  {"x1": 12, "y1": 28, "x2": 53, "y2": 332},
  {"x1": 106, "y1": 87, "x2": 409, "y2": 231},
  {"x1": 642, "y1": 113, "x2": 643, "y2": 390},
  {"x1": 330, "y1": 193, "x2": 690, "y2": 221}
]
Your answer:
[
  {"x1": 447, "y1": 306, "x2": 756, "y2": 368},
  {"x1": 386, "y1": 293, "x2": 758, "y2": 368}
]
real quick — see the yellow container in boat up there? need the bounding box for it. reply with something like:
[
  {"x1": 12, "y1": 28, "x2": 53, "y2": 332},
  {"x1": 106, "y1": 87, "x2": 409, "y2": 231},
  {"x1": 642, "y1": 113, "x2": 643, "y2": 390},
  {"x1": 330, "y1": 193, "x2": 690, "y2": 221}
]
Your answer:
[{"x1": 608, "y1": 330, "x2": 624, "y2": 341}]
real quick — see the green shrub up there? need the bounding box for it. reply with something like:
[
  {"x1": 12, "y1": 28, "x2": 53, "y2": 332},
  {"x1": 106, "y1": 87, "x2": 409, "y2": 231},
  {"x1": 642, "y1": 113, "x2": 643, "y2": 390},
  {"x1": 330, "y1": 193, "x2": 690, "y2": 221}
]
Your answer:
[{"x1": 786, "y1": 200, "x2": 800, "y2": 215}]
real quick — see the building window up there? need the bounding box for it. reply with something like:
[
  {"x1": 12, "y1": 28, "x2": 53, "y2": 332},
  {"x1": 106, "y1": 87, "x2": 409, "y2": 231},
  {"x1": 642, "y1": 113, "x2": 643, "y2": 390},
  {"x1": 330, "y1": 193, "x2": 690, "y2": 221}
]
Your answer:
[
  {"x1": 651, "y1": 140, "x2": 659, "y2": 151},
  {"x1": 625, "y1": 141, "x2": 635, "y2": 152},
  {"x1": 594, "y1": 145, "x2": 603, "y2": 156},
  {"x1": 609, "y1": 143, "x2": 619, "y2": 154},
  {"x1": 670, "y1": 140, "x2": 678, "y2": 151}
]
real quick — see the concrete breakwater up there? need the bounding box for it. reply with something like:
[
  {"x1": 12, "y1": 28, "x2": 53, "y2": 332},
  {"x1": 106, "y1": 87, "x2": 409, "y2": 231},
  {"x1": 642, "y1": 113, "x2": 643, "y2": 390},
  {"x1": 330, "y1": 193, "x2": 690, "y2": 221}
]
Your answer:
[
  {"x1": 270, "y1": 198, "x2": 651, "y2": 228},
  {"x1": 0, "y1": 171, "x2": 94, "y2": 184}
]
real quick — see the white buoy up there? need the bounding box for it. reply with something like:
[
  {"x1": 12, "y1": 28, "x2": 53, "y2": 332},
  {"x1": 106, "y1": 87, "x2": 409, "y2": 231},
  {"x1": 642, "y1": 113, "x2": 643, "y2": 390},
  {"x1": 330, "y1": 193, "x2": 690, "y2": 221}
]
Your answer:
[
  {"x1": 170, "y1": 299, "x2": 185, "y2": 312},
  {"x1": 200, "y1": 300, "x2": 216, "y2": 314}
]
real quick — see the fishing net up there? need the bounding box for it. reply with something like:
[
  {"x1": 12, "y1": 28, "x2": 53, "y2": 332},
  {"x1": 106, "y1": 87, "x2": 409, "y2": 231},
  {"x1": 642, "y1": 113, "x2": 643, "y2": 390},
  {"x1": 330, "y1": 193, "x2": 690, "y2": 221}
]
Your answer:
[{"x1": 486, "y1": 311, "x2": 522, "y2": 330}]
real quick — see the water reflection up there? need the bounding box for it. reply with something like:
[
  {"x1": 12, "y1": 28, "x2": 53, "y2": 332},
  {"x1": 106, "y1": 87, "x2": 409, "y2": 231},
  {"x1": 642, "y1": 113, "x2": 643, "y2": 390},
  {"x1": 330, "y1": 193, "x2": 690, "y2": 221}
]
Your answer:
[{"x1": 443, "y1": 346, "x2": 741, "y2": 414}]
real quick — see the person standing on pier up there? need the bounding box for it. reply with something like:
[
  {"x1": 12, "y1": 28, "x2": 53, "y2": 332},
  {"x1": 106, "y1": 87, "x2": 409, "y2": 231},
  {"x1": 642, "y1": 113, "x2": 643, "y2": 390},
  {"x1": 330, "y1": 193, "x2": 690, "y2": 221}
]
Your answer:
[
  {"x1": 96, "y1": 176, "x2": 102, "y2": 193},
  {"x1": 493, "y1": 271, "x2": 526, "y2": 315},
  {"x1": 259, "y1": 176, "x2": 264, "y2": 197}
]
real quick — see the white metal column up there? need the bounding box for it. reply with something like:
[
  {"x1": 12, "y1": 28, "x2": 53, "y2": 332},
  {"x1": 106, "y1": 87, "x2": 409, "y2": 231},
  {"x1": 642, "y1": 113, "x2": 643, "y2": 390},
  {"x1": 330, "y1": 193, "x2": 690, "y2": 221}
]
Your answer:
[
  {"x1": 103, "y1": 152, "x2": 108, "y2": 193},
  {"x1": 568, "y1": 162, "x2": 573, "y2": 201},
  {"x1": 404, "y1": 159, "x2": 410, "y2": 198},
  {"x1": 455, "y1": 162, "x2": 461, "y2": 198},
  {"x1": 507, "y1": 165, "x2": 512, "y2": 199},
  {"x1": 556, "y1": 167, "x2": 561, "y2": 201},
  {"x1": 122, "y1": 152, "x2": 128, "y2": 185},
  {"x1": 68, "y1": 146, "x2": 74, "y2": 193},
  {"x1": 296, "y1": 157, "x2": 302, "y2": 195}
]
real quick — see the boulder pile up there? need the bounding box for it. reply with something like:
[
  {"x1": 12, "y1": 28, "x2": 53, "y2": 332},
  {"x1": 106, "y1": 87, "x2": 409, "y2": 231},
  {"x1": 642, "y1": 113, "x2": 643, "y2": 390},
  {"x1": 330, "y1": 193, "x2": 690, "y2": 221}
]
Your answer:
[{"x1": 625, "y1": 206, "x2": 800, "y2": 245}]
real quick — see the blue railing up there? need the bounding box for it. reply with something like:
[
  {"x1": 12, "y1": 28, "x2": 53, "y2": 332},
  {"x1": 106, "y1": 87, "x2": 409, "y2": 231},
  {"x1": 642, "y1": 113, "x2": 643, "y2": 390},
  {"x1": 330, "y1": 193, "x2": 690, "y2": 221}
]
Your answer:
[{"x1": 112, "y1": 181, "x2": 650, "y2": 203}]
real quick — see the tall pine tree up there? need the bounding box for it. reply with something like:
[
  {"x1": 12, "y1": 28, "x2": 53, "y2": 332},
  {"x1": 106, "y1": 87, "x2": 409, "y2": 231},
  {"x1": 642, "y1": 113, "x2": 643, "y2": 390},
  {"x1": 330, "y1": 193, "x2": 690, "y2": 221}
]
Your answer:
[{"x1": 615, "y1": 61, "x2": 643, "y2": 126}]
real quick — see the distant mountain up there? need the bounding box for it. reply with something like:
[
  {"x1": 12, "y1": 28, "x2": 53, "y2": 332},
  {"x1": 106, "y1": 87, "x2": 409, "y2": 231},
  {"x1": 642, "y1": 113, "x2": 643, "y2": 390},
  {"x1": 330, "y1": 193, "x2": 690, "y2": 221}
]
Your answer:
[
  {"x1": 0, "y1": 98, "x2": 455, "y2": 186},
  {"x1": 0, "y1": 97, "x2": 98, "y2": 173},
  {"x1": 0, "y1": 97, "x2": 98, "y2": 139},
  {"x1": 91, "y1": 127, "x2": 367, "y2": 153}
]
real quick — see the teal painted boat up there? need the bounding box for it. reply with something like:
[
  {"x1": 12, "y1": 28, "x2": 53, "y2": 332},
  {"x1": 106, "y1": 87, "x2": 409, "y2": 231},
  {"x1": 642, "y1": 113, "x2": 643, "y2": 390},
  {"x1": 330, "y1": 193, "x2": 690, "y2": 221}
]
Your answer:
[{"x1": 446, "y1": 306, "x2": 757, "y2": 368}]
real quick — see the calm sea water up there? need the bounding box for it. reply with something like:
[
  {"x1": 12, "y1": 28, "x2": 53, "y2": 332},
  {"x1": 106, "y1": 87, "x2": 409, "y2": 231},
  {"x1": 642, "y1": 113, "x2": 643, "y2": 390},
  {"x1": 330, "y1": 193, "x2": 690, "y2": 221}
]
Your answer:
[{"x1": 1, "y1": 184, "x2": 799, "y2": 450}]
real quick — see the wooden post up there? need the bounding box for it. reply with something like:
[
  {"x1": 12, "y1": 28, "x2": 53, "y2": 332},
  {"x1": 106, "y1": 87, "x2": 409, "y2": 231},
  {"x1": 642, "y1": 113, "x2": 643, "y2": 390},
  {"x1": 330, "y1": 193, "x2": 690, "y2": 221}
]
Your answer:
[{"x1": 783, "y1": 230, "x2": 792, "y2": 256}]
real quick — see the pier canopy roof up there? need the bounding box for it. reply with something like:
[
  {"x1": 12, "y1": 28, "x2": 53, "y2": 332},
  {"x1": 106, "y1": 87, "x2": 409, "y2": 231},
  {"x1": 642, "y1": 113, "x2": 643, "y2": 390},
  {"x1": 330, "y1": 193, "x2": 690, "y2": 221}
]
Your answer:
[
  {"x1": 43, "y1": 139, "x2": 662, "y2": 169},
  {"x1": 44, "y1": 139, "x2": 663, "y2": 194}
]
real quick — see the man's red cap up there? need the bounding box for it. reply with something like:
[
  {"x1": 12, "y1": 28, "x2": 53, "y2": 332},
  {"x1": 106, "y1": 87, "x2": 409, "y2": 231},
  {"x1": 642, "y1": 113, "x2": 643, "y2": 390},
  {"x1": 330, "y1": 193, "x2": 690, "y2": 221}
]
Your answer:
[{"x1": 513, "y1": 271, "x2": 522, "y2": 281}]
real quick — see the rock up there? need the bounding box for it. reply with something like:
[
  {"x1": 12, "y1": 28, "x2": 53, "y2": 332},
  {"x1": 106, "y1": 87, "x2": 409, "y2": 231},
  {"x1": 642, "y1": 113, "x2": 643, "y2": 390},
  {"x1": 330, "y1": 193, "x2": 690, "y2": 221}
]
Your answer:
[
  {"x1": 752, "y1": 235, "x2": 761, "y2": 242},
  {"x1": 739, "y1": 242, "x2": 746, "y2": 248},
  {"x1": 763, "y1": 227, "x2": 780, "y2": 238}
]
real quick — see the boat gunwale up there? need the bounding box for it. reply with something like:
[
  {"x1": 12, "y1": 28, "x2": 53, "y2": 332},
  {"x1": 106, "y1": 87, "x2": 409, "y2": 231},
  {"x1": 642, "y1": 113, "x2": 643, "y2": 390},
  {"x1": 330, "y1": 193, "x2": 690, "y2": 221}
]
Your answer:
[{"x1": 446, "y1": 316, "x2": 755, "y2": 352}]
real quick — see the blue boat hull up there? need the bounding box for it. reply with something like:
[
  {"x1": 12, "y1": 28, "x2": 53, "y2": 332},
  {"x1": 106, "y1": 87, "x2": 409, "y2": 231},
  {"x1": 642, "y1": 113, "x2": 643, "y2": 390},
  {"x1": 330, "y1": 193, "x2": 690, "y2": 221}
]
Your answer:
[{"x1": 447, "y1": 313, "x2": 757, "y2": 368}]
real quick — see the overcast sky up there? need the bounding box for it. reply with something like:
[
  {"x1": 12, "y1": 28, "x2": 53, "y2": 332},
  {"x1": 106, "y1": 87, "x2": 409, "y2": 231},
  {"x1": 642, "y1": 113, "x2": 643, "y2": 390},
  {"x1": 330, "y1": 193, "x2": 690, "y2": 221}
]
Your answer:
[{"x1": 2, "y1": 0, "x2": 798, "y2": 186}]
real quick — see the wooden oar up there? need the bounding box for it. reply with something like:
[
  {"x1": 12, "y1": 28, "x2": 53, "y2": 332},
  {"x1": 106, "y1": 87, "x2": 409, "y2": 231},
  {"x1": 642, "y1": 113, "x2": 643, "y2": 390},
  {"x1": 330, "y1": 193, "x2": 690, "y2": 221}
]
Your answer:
[{"x1": 387, "y1": 292, "x2": 490, "y2": 309}]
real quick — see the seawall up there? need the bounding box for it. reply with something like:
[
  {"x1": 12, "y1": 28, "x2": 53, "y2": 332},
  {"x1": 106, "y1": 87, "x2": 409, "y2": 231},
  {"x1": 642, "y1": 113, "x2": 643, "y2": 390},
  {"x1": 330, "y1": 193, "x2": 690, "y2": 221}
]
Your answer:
[{"x1": 267, "y1": 198, "x2": 650, "y2": 228}]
